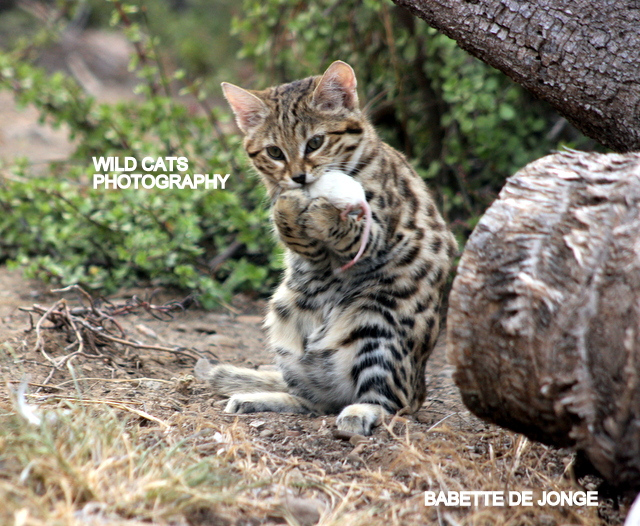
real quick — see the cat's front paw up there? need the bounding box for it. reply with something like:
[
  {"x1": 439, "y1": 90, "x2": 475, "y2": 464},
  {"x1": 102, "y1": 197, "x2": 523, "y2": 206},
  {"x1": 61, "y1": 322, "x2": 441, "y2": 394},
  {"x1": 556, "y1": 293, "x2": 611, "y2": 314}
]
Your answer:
[
  {"x1": 274, "y1": 188, "x2": 310, "y2": 220},
  {"x1": 273, "y1": 189, "x2": 312, "y2": 240},
  {"x1": 336, "y1": 403, "x2": 385, "y2": 436},
  {"x1": 305, "y1": 197, "x2": 342, "y2": 242}
]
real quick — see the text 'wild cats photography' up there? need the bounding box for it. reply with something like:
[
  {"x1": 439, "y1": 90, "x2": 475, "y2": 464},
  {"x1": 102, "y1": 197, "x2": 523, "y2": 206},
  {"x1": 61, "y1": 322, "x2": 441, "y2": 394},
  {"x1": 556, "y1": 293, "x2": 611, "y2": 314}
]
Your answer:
[{"x1": 92, "y1": 155, "x2": 231, "y2": 189}]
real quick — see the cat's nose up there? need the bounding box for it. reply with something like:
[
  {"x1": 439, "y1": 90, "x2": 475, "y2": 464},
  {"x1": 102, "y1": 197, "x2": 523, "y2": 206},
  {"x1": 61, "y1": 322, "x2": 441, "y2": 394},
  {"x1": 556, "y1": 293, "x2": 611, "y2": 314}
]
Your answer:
[{"x1": 292, "y1": 173, "x2": 307, "y2": 185}]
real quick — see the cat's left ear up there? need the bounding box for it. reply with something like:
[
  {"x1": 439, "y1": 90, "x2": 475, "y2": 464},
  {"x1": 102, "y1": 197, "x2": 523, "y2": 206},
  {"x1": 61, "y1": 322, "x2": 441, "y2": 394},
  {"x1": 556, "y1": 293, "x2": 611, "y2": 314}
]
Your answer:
[
  {"x1": 313, "y1": 61, "x2": 359, "y2": 112},
  {"x1": 221, "y1": 82, "x2": 269, "y2": 134}
]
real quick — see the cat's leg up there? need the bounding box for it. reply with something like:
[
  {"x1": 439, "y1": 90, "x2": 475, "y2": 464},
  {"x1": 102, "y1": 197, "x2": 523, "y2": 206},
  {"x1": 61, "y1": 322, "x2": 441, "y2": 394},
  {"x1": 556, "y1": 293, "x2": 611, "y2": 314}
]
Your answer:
[
  {"x1": 194, "y1": 359, "x2": 288, "y2": 396},
  {"x1": 224, "y1": 392, "x2": 314, "y2": 414},
  {"x1": 195, "y1": 361, "x2": 316, "y2": 414},
  {"x1": 334, "y1": 362, "x2": 405, "y2": 435},
  {"x1": 332, "y1": 330, "x2": 412, "y2": 435}
]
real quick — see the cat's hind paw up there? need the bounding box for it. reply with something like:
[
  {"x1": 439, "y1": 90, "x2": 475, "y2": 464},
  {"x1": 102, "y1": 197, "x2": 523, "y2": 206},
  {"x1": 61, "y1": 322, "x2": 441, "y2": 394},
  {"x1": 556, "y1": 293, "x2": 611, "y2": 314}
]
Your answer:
[
  {"x1": 194, "y1": 361, "x2": 287, "y2": 396},
  {"x1": 224, "y1": 392, "x2": 312, "y2": 415}
]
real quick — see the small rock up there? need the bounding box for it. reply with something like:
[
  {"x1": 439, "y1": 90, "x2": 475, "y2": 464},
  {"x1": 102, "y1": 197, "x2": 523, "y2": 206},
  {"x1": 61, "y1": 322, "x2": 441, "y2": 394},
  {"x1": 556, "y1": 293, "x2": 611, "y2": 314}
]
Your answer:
[
  {"x1": 249, "y1": 419, "x2": 266, "y2": 428},
  {"x1": 415, "y1": 412, "x2": 433, "y2": 424},
  {"x1": 282, "y1": 496, "x2": 327, "y2": 526},
  {"x1": 259, "y1": 429, "x2": 274, "y2": 438},
  {"x1": 212, "y1": 432, "x2": 226, "y2": 443}
]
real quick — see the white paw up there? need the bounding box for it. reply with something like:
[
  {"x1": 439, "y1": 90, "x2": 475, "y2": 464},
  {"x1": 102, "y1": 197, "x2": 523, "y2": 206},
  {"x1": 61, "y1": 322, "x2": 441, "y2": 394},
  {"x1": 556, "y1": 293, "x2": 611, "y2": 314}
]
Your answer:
[
  {"x1": 336, "y1": 403, "x2": 385, "y2": 436},
  {"x1": 224, "y1": 392, "x2": 311, "y2": 415},
  {"x1": 224, "y1": 394, "x2": 261, "y2": 414}
]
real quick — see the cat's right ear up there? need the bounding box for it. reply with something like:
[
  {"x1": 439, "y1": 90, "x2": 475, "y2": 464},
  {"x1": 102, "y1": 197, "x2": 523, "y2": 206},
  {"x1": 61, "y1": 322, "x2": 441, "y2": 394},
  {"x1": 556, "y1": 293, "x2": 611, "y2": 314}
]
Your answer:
[{"x1": 221, "y1": 83, "x2": 268, "y2": 134}]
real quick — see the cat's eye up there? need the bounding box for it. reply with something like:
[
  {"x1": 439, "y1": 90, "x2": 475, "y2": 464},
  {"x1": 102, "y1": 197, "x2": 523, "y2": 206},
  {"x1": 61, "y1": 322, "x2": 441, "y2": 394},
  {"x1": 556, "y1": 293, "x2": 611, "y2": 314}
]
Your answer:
[
  {"x1": 266, "y1": 146, "x2": 285, "y2": 160},
  {"x1": 305, "y1": 135, "x2": 324, "y2": 154}
]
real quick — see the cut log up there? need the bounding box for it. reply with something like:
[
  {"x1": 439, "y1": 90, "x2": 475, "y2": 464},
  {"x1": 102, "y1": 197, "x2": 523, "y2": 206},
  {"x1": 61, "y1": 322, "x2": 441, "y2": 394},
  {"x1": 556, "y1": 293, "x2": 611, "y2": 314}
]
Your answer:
[{"x1": 447, "y1": 149, "x2": 640, "y2": 491}]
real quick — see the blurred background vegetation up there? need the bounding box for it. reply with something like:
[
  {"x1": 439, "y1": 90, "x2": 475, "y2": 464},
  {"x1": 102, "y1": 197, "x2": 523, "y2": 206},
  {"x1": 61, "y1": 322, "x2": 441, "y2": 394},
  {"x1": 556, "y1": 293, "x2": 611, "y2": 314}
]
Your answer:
[{"x1": 0, "y1": 0, "x2": 601, "y2": 308}]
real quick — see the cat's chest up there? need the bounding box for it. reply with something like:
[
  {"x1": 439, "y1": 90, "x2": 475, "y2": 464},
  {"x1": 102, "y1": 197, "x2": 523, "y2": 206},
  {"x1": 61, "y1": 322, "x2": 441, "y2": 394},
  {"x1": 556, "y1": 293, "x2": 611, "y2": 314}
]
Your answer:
[
  {"x1": 292, "y1": 276, "x2": 348, "y2": 313},
  {"x1": 291, "y1": 276, "x2": 373, "y2": 328}
]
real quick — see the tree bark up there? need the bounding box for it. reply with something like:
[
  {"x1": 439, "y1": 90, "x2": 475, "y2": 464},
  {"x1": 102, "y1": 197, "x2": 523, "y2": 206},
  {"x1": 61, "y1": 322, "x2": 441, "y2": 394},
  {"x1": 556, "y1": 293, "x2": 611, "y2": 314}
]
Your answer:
[
  {"x1": 447, "y1": 150, "x2": 640, "y2": 491},
  {"x1": 392, "y1": 0, "x2": 640, "y2": 153}
]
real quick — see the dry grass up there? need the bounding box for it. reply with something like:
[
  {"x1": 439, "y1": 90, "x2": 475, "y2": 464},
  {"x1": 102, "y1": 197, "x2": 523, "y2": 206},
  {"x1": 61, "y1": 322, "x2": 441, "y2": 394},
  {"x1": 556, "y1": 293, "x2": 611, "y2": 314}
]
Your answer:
[{"x1": 0, "y1": 391, "x2": 620, "y2": 526}]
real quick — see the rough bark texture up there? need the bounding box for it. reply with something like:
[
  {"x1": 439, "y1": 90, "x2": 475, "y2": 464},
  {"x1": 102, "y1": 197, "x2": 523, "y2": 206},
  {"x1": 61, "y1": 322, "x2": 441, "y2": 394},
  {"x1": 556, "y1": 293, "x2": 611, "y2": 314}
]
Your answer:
[
  {"x1": 392, "y1": 0, "x2": 640, "y2": 153},
  {"x1": 447, "y1": 150, "x2": 640, "y2": 490}
]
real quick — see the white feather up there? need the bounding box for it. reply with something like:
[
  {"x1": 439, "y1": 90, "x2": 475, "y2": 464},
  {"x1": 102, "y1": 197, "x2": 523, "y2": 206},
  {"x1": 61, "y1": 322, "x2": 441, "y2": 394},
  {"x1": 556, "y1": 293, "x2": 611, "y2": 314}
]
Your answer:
[{"x1": 15, "y1": 380, "x2": 41, "y2": 426}]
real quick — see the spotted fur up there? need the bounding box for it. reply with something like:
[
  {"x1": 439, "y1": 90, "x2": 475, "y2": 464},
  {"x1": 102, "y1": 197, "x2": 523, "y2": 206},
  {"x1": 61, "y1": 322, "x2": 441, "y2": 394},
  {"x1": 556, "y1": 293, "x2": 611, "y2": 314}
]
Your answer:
[{"x1": 195, "y1": 61, "x2": 456, "y2": 435}]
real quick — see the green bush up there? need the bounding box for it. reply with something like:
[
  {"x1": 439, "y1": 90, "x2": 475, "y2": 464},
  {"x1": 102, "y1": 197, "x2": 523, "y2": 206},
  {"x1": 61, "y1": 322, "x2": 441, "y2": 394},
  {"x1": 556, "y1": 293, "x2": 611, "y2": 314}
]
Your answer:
[{"x1": 0, "y1": 0, "x2": 598, "y2": 307}]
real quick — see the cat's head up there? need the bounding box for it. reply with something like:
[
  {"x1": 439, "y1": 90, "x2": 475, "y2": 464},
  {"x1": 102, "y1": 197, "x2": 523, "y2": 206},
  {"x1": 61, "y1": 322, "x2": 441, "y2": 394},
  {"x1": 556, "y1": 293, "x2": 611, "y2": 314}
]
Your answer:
[{"x1": 222, "y1": 61, "x2": 373, "y2": 197}]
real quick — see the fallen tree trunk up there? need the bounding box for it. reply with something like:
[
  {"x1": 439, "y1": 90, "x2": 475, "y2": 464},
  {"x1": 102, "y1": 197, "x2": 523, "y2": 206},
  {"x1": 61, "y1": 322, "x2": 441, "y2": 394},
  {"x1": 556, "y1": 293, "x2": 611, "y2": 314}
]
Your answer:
[{"x1": 447, "y1": 149, "x2": 640, "y2": 491}]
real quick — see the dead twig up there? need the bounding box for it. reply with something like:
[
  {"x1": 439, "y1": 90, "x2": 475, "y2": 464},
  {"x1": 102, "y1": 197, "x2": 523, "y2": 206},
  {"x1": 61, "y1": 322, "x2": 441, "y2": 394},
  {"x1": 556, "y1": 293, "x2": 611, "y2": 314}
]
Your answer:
[
  {"x1": 19, "y1": 286, "x2": 205, "y2": 389},
  {"x1": 209, "y1": 239, "x2": 245, "y2": 274},
  {"x1": 89, "y1": 332, "x2": 203, "y2": 362},
  {"x1": 33, "y1": 299, "x2": 66, "y2": 367}
]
